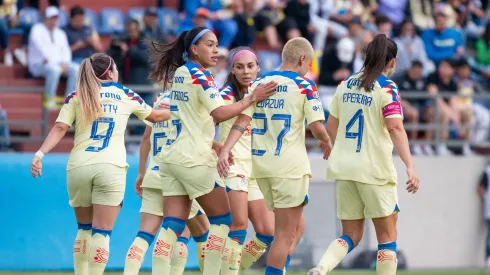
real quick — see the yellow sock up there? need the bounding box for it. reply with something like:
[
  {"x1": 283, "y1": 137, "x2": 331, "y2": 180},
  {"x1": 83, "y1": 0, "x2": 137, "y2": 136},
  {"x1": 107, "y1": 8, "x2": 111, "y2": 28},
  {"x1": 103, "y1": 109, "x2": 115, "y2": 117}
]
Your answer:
[
  {"x1": 318, "y1": 236, "x2": 353, "y2": 272},
  {"x1": 196, "y1": 240, "x2": 206, "y2": 271},
  {"x1": 73, "y1": 226, "x2": 91, "y2": 275},
  {"x1": 88, "y1": 229, "x2": 111, "y2": 275},
  {"x1": 124, "y1": 231, "x2": 155, "y2": 275},
  {"x1": 169, "y1": 237, "x2": 189, "y2": 275},
  {"x1": 152, "y1": 228, "x2": 178, "y2": 275},
  {"x1": 376, "y1": 243, "x2": 397, "y2": 275},
  {"x1": 203, "y1": 224, "x2": 229, "y2": 275},
  {"x1": 221, "y1": 237, "x2": 243, "y2": 275},
  {"x1": 240, "y1": 237, "x2": 269, "y2": 271}
]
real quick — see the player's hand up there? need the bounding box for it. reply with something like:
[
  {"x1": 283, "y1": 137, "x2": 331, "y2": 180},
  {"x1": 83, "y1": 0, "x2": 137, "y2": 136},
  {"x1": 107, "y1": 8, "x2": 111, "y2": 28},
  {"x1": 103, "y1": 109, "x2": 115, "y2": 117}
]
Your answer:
[
  {"x1": 31, "y1": 155, "x2": 43, "y2": 178},
  {"x1": 319, "y1": 139, "x2": 332, "y2": 160},
  {"x1": 217, "y1": 150, "x2": 233, "y2": 178},
  {"x1": 158, "y1": 101, "x2": 170, "y2": 110},
  {"x1": 406, "y1": 166, "x2": 419, "y2": 194},
  {"x1": 135, "y1": 174, "x2": 144, "y2": 198},
  {"x1": 251, "y1": 81, "x2": 278, "y2": 102}
]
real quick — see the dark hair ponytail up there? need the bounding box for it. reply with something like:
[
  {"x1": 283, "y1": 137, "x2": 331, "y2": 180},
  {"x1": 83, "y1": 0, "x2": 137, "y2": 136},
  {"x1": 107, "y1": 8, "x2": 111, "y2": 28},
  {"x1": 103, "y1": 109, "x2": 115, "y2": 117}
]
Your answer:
[
  {"x1": 148, "y1": 27, "x2": 208, "y2": 85},
  {"x1": 359, "y1": 34, "x2": 397, "y2": 92}
]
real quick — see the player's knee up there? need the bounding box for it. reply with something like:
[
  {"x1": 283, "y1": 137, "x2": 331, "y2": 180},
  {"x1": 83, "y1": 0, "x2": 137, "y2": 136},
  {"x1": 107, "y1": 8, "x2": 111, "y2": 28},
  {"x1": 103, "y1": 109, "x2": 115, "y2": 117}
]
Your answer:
[
  {"x1": 161, "y1": 217, "x2": 186, "y2": 236},
  {"x1": 208, "y1": 212, "x2": 232, "y2": 226},
  {"x1": 376, "y1": 230, "x2": 397, "y2": 244},
  {"x1": 231, "y1": 216, "x2": 248, "y2": 231},
  {"x1": 254, "y1": 222, "x2": 274, "y2": 236}
]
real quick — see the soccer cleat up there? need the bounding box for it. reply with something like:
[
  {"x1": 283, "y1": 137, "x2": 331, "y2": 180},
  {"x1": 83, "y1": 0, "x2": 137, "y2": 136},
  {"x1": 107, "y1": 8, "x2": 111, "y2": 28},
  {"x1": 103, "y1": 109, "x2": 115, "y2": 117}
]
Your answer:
[{"x1": 307, "y1": 266, "x2": 326, "y2": 275}]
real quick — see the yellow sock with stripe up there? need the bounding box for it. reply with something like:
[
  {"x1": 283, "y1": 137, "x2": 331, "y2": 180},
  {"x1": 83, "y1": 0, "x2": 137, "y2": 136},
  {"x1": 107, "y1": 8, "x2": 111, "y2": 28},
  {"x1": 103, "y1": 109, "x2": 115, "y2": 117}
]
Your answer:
[
  {"x1": 73, "y1": 223, "x2": 92, "y2": 275},
  {"x1": 203, "y1": 213, "x2": 231, "y2": 275},
  {"x1": 123, "y1": 231, "x2": 155, "y2": 275},
  {"x1": 88, "y1": 228, "x2": 112, "y2": 275},
  {"x1": 317, "y1": 235, "x2": 354, "y2": 272},
  {"x1": 240, "y1": 233, "x2": 273, "y2": 271},
  {"x1": 376, "y1": 242, "x2": 397, "y2": 275},
  {"x1": 152, "y1": 217, "x2": 186, "y2": 275},
  {"x1": 169, "y1": 236, "x2": 190, "y2": 275},
  {"x1": 221, "y1": 230, "x2": 247, "y2": 275},
  {"x1": 193, "y1": 230, "x2": 209, "y2": 272}
]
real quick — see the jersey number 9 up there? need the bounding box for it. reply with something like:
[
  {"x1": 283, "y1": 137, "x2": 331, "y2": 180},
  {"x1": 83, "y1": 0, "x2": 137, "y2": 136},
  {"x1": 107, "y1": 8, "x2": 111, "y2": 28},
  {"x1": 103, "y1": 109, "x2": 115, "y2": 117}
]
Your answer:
[
  {"x1": 86, "y1": 117, "x2": 115, "y2": 152},
  {"x1": 345, "y1": 109, "x2": 364, "y2": 153},
  {"x1": 251, "y1": 113, "x2": 291, "y2": 156}
]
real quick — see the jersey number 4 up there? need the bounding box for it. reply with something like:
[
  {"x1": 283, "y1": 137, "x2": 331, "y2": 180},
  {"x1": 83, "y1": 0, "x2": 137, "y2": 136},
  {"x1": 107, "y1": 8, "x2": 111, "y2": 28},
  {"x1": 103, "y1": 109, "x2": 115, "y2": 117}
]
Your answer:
[
  {"x1": 345, "y1": 109, "x2": 364, "y2": 153},
  {"x1": 86, "y1": 117, "x2": 115, "y2": 152},
  {"x1": 251, "y1": 113, "x2": 291, "y2": 156}
]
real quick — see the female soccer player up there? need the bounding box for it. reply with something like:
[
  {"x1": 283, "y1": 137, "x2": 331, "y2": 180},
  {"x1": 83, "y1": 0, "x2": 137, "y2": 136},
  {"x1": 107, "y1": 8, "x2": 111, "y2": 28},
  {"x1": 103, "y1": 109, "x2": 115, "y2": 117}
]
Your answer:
[
  {"x1": 147, "y1": 27, "x2": 277, "y2": 275},
  {"x1": 218, "y1": 47, "x2": 275, "y2": 275},
  {"x1": 30, "y1": 53, "x2": 171, "y2": 275},
  {"x1": 308, "y1": 34, "x2": 420, "y2": 275},
  {"x1": 123, "y1": 91, "x2": 210, "y2": 275}
]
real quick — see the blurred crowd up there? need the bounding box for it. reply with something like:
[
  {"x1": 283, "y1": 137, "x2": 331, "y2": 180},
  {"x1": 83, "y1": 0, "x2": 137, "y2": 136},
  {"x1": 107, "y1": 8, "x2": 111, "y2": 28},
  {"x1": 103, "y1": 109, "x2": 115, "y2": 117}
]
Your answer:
[{"x1": 1, "y1": 0, "x2": 490, "y2": 154}]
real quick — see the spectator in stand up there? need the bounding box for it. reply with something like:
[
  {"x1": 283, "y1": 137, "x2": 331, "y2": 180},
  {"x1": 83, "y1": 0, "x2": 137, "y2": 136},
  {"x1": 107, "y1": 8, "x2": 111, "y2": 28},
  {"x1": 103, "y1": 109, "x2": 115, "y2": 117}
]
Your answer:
[
  {"x1": 0, "y1": 103, "x2": 10, "y2": 151},
  {"x1": 308, "y1": 0, "x2": 349, "y2": 49},
  {"x1": 229, "y1": 0, "x2": 256, "y2": 48},
  {"x1": 28, "y1": 6, "x2": 79, "y2": 110},
  {"x1": 425, "y1": 60, "x2": 458, "y2": 156},
  {"x1": 212, "y1": 47, "x2": 229, "y2": 89},
  {"x1": 191, "y1": 7, "x2": 212, "y2": 29},
  {"x1": 284, "y1": 0, "x2": 314, "y2": 46},
  {"x1": 141, "y1": 7, "x2": 166, "y2": 42},
  {"x1": 393, "y1": 61, "x2": 427, "y2": 155},
  {"x1": 254, "y1": 0, "x2": 300, "y2": 48},
  {"x1": 409, "y1": 0, "x2": 434, "y2": 30},
  {"x1": 395, "y1": 19, "x2": 435, "y2": 77},
  {"x1": 29, "y1": 0, "x2": 58, "y2": 10},
  {"x1": 0, "y1": 0, "x2": 30, "y2": 66},
  {"x1": 422, "y1": 12, "x2": 464, "y2": 64},
  {"x1": 179, "y1": 0, "x2": 237, "y2": 49},
  {"x1": 452, "y1": 59, "x2": 476, "y2": 155},
  {"x1": 353, "y1": 30, "x2": 374, "y2": 73},
  {"x1": 375, "y1": 15, "x2": 393, "y2": 38},
  {"x1": 318, "y1": 37, "x2": 355, "y2": 86},
  {"x1": 377, "y1": 0, "x2": 408, "y2": 31},
  {"x1": 64, "y1": 6, "x2": 103, "y2": 64},
  {"x1": 473, "y1": 22, "x2": 490, "y2": 82},
  {"x1": 348, "y1": 16, "x2": 364, "y2": 47}
]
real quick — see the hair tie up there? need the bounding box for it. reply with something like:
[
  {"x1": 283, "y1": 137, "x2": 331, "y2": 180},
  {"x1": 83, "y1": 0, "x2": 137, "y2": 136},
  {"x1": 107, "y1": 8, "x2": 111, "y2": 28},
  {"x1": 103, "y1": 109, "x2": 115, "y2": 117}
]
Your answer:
[
  {"x1": 98, "y1": 57, "x2": 112, "y2": 78},
  {"x1": 184, "y1": 28, "x2": 211, "y2": 62}
]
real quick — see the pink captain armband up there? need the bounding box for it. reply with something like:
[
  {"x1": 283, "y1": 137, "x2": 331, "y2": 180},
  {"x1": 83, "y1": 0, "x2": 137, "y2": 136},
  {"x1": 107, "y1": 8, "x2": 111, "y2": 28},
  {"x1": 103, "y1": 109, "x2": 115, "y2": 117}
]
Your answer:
[{"x1": 382, "y1": 101, "x2": 402, "y2": 117}]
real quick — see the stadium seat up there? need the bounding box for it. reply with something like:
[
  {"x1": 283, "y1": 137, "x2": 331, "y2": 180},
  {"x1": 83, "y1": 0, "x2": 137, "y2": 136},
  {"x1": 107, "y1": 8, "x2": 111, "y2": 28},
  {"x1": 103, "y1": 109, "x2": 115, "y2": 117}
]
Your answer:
[
  {"x1": 127, "y1": 8, "x2": 145, "y2": 25},
  {"x1": 99, "y1": 8, "x2": 125, "y2": 34},
  {"x1": 58, "y1": 8, "x2": 69, "y2": 28},
  {"x1": 256, "y1": 51, "x2": 282, "y2": 76},
  {"x1": 158, "y1": 8, "x2": 179, "y2": 35},
  {"x1": 83, "y1": 8, "x2": 98, "y2": 27},
  {"x1": 19, "y1": 7, "x2": 41, "y2": 26}
]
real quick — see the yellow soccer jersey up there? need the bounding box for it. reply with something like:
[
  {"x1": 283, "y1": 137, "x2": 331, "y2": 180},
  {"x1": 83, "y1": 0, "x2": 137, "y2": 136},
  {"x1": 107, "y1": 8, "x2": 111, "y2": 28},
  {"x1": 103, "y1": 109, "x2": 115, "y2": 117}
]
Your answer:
[
  {"x1": 56, "y1": 82, "x2": 152, "y2": 170},
  {"x1": 143, "y1": 92, "x2": 171, "y2": 188},
  {"x1": 326, "y1": 72, "x2": 403, "y2": 185},
  {"x1": 160, "y1": 61, "x2": 224, "y2": 167},
  {"x1": 243, "y1": 71, "x2": 325, "y2": 179},
  {"x1": 219, "y1": 84, "x2": 252, "y2": 178}
]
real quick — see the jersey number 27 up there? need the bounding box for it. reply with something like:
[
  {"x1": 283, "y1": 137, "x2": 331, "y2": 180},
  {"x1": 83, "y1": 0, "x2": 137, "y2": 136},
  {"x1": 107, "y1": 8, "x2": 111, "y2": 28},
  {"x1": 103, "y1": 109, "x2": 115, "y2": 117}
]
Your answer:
[{"x1": 251, "y1": 113, "x2": 291, "y2": 156}]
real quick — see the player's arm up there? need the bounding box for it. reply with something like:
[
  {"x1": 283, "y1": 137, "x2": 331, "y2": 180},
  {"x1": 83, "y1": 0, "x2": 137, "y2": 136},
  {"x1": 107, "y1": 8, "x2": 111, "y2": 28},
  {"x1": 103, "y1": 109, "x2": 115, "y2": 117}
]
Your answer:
[
  {"x1": 217, "y1": 114, "x2": 252, "y2": 178},
  {"x1": 145, "y1": 109, "x2": 170, "y2": 123},
  {"x1": 305, "y1": 83, "x2": 332, "y2": 159},
  {"x1": 32, "y1": 96, "x2": 75, "y2": 178},
  {"x1": 326, "y1": 115, "x2": 339, "y2": 145},
  {"x1": 135, "y1": 125, "x2": 152, "y2": 197},
  {"x1": 210, "y1": 81, "x2": 278, "y2": 123},
  {"x1": 310, "y1": 121, "x2": 332, "y2": 160}
]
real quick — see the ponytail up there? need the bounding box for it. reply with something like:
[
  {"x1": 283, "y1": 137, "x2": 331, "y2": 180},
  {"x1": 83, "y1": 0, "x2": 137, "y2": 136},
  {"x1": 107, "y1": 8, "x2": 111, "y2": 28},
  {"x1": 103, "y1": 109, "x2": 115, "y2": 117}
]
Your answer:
[
  {"x1": 77, "y1": 58, "x2": 102, "y2": 129},
  {"x1": 359, "y1": 34, "x2": 397, "y2": 92},
  {"x1": 76, "y1": 53, "x2": 114, "y2": 129},
  {"x1": 148, "y1": 27, "x2": 209, "y2": 85}
]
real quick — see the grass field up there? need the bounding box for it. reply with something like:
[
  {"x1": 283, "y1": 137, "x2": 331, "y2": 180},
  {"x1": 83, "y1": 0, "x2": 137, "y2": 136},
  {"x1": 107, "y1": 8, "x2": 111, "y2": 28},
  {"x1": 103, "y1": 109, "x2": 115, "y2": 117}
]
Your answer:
[{"x1": 1, "y1": 272, "x2": 490, "y2": 275}]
